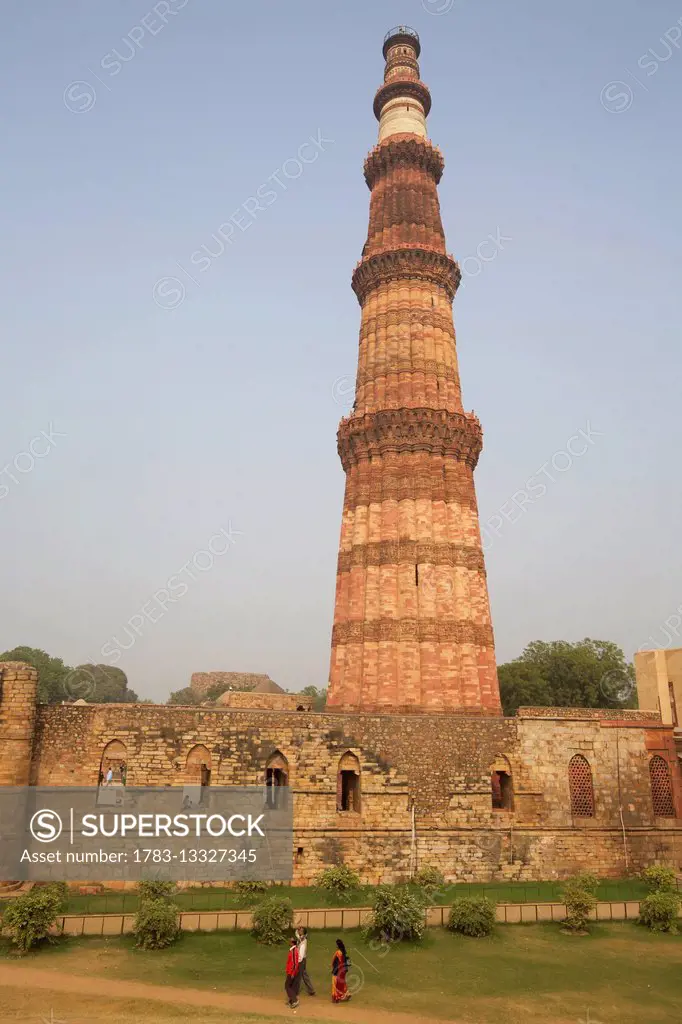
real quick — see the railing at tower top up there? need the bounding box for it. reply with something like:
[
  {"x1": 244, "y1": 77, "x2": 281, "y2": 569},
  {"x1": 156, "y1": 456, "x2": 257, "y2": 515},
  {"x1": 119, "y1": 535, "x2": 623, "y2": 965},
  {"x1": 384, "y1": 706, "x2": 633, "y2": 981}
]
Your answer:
[{"x1": 384, "y1": 26, "x2": 420, "y2": 44}]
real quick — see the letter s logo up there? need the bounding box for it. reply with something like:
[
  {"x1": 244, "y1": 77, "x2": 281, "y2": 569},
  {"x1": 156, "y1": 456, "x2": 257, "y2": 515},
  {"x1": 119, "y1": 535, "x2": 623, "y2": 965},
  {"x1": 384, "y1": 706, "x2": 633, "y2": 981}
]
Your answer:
[{"x1": 30, "y1": 809, "x2": 63, "y2": 843}]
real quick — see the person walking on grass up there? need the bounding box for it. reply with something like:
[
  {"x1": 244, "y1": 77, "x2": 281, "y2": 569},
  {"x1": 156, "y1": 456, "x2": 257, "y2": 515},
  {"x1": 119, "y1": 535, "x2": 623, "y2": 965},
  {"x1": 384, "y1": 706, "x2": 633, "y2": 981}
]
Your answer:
[
  {"x1": 285, "y1": 933, "x2": 301, "y2": 1009},
  {"x1": 331, "y1": 938, "x2": 351, "y2": 1003},
  {"x1": 296, "y1": 926, "x2": 316, "y2": 996}
]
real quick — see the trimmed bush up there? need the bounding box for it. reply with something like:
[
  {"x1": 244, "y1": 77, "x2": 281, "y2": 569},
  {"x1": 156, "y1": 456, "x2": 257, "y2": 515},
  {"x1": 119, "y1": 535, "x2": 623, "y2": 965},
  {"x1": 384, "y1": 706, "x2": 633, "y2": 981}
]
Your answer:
[
  {"x1": 137, "y1": 880, "x2": 177, "y2": 901},
  {"x1": 568, "y1": 873, "x2": 599, "y2": 896},
  {"x1": 251, "y1": 896, "x2": 294, "y2": 945},
  {"x1": 561, "y1": 877, "x2": 597, "y2": 933},
  {"x1": 638, "y1": 891, "x2": 681, "y2": 933},
  {"x1": 316, "y1": 864, "x2": 362, "y2": 902},
  {"x1": 364, "y1": 885, "x2": 425, "y2": 943},
  {"x1": 447, "y1": 896, "x2": 496, "y2": 938},
  {"x1": 133, "y1": 897, "x2": 180, "y2": 949},
  {"x1": 641, "y1": 865, "x2": 677, "y2": 893},
  {"x1": 2, "y1": 883, "x2": 68, "y2": 953},
  {"x1": 413, "y1": 865, "x2": 446, "y2": 896},
  {"x1": 234, "y1": 880, "x2": 270, "y2": 904}
]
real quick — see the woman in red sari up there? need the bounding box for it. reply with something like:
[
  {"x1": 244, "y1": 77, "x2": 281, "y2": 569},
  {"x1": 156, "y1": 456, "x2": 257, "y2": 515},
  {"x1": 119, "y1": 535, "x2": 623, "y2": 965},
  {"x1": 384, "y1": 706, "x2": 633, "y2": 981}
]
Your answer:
[{"x1": 331, "y1": 938, "x2": 351, "y2": 1003}]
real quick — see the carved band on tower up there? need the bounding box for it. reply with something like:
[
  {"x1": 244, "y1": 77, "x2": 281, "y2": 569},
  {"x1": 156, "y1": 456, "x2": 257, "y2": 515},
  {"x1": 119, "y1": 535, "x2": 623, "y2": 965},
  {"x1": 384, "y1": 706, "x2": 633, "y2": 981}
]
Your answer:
[{"x1": 326, "y1": 27, "x2": 501, "y2": 715}]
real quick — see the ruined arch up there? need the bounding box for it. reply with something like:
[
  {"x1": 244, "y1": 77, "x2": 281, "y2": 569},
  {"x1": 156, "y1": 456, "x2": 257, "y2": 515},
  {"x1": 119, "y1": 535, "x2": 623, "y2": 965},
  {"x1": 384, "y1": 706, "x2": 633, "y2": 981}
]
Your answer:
[
  {"x1": 185, "y1": 744, "x2": 212, "y2": 786},
  {"x1": 490, "y1": 754, "x2": 514, "y2": 811},
  {"x1": 99, "y1": 740, "x2": 127, "y2": 786},
  {"x1": 337, "y1": 751, "x2": 361, "y2": 813},
  {"x1": 568, "y1": 754, "x2": 594, "y2": 818}
]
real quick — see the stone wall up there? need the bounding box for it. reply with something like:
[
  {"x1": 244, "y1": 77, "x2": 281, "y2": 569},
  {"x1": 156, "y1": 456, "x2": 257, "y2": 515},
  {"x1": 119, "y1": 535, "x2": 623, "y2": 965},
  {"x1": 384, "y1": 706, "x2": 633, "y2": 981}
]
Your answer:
[
  {"x1": 0, "y1": 662, "x2": 39, "y2": 786},
  {"x1": 216, "y1": 691, "x2": 313, "y2": 712},
  {"x1": 23, "y1": 696, "x2": 682, "y2": 884},
  {"x1": 190, "y1": 672, "x2": 276, "y2": 697}
]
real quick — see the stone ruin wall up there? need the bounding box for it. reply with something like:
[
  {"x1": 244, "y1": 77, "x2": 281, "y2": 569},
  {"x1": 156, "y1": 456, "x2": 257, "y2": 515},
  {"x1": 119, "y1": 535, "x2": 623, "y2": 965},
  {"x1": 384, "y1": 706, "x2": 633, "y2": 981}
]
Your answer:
[
  {"x1": 216, "y1": 691, "x2": 313, "y2": 712},
  {"x1": 23, "y1": 694, "x2": 682, "y2": 885},
  {"x1": 190, "y1": 672, "x2": 276, "y2": 697}
]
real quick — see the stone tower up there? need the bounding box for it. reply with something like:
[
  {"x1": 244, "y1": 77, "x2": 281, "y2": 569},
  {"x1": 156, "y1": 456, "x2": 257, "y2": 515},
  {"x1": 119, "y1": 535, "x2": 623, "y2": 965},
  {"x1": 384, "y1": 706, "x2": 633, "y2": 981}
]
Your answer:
[
  {"x1": 327, "y1": 27, "x2": 500, "y2": 714},
  {"x1": 0, "y1": 661, "x2": 39, "y2": 785}
]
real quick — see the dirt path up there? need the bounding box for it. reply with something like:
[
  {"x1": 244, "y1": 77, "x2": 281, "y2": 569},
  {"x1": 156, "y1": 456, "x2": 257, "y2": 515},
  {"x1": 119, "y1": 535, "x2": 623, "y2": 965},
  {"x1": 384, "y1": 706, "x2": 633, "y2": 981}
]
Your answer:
[{"x1": 0, "y1": 963, "x2": 453, "y2": 1024}]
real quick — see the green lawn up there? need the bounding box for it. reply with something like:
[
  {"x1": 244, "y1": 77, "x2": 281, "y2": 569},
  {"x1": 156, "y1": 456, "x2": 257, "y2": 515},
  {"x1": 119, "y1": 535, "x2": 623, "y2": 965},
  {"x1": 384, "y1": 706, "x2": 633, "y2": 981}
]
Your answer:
[
  {"x1": 2, "y1": 923, "x2": 681, "y2": 1023},
  {"x1": 11, "y1": 877, "x2": 652, "y2": 917}
]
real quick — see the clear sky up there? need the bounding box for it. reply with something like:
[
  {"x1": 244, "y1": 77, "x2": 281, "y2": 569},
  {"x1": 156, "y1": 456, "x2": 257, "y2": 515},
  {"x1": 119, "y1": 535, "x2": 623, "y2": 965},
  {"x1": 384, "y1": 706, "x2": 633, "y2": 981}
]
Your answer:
[{"x1": 1, "y1": 0, "x2": 681, "y2": 702}]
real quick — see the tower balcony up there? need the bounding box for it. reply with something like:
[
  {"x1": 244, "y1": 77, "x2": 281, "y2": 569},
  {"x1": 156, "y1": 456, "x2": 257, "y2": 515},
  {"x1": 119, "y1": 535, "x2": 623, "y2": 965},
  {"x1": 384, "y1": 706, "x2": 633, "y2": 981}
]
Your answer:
[{"x1": 383, "y1": 26, "x2": 421, "y2": 59}]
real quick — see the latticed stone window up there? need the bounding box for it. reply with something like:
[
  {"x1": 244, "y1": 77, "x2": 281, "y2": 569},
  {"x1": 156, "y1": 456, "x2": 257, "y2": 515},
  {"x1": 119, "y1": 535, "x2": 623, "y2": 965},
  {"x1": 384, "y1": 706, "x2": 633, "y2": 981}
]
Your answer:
[
  {"x1": 568, "y1": 754, "x2": 595, "y2": 817},
  {"x1": 649, "y1": 755, "x2": 675, "y2": 818}
]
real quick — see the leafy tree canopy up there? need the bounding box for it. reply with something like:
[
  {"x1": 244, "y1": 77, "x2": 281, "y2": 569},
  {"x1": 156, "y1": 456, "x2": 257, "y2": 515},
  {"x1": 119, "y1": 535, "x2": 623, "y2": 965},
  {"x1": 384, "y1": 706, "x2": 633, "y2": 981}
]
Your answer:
[
  {"x1": 299, "y1": 685, "x2": 327, "y2": 711},
  {"x1": 68, "y1": 664, "x2": 138, "y2": 704},
  {"x1": 0, "y1": 647, "x2": 140, "y2": 704},
  {"x1": 498, "y1": 638, "x2": 636, "y2": 716},
  {"x1": 0, "y1": 646, "x2": 69, "y2": 704},
  {"x1": 167, "y1": 686, "x2": 200, "y2": 706}
]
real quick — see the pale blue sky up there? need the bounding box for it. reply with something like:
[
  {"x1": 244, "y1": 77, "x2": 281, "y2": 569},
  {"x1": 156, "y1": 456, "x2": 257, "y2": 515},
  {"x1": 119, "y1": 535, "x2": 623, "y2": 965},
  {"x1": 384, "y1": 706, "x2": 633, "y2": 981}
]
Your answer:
[{"x1": 1, "y1": 0, "x2": 681, "y2": 701}]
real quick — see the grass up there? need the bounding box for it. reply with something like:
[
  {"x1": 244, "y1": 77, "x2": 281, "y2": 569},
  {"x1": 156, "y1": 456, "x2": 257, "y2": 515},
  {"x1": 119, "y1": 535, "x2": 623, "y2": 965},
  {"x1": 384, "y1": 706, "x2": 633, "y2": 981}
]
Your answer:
[
  {"x1": 3, "y1": 876, "x2": 652, "y2": 917},
  {"x1": 1, "y1": 922, "x2": 681, "y2": 1023}
]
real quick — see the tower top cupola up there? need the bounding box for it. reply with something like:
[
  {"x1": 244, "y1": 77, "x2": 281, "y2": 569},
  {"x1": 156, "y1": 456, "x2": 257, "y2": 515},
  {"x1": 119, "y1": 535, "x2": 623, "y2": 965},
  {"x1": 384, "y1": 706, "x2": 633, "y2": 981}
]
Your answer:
[
  {"x1": 382, "y1": 25, "x2": 421, "y2": 59},
  {"x1": 375, "y1": 26, "x2": 431, "y2": 143}
]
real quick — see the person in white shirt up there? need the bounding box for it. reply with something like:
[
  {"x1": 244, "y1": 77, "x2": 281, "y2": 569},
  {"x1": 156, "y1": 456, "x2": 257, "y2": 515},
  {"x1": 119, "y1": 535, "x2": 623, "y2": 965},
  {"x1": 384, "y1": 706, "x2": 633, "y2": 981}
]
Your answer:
[{"x1": 296, "y1": 926, "x2": 316, "y2": 996}]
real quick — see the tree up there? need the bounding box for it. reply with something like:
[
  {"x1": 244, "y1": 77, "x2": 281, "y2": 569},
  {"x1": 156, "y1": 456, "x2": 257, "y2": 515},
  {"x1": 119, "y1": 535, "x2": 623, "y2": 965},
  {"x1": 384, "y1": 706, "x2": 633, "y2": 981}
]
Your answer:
[
  {"x1": 299, "y1": 685, "x2": 327, "y2": 711},
  {"x1": 68, "y1": 664, "x2": 138, "y2": 703},
  {"x1": 0, "y1": 646, "x2": 69, "y2": 704},
  {"x1": 167, "y1": 686, "x2": 200, "y2": 706},
  {"x1": 498, "y1": 639, "x2": 636, "y2": 716}
]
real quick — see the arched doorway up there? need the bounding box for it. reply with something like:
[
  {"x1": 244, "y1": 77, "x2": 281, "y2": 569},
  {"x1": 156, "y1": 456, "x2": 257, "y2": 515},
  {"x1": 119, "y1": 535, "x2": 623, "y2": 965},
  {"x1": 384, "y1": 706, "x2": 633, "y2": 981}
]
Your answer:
[
  {"x1": 265, "y1": 751, "x2": 289, "y2": 809},
  {"x1": 99, "y1": 740, "x2": 127, "y2": 787}
]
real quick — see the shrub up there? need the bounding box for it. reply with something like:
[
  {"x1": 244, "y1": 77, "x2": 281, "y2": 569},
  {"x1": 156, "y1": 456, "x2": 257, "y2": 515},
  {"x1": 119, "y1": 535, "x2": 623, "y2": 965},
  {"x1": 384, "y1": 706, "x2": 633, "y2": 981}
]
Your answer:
[
  {"x1": 561, "y1": 877, "x2": 597, "y2": 933},
  {"x1": 447, "y1": 896, "x2": 496, "y2": 937},
  {"x1": 568, "y1": 873, "x2": 599, "y2": 896},
  {"x1": 234, "y1": 880, "x2": 270, "y2": 904},
  {"x1": 2, "y1": 883, "x2": 67, "y2": 953},
  {"x1": 641, "y1": 865, "x2": 678, "y2": 893},
  {"x1": 364, "y1": 885, "x2": 425, "y2": 943},
  {"x1": 412, "y1": 865, "x2": 446, "y2": 896},
  {"x1": 316, "y1": 864, "x2": 362, "y2": 902},
  {"x1": 251, "y1": 896, "x2": 294, "y2": 945},
  {"x1": 133, "y1": 897, "x2": 180, "y2": 949},
  {"x1": 137, "y1": 880, "x2": 177, "y2": 902},
  {"x1": 638, "y1": 891, "x2": 681, "y2": 933}
]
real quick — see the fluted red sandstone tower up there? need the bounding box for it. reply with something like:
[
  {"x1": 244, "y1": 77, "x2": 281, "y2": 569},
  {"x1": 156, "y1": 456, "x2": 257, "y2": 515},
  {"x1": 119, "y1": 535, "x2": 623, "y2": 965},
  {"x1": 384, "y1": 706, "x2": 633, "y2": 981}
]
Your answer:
[{"x1": 327, "y1": 27, "x2": 501, "y2": 714}]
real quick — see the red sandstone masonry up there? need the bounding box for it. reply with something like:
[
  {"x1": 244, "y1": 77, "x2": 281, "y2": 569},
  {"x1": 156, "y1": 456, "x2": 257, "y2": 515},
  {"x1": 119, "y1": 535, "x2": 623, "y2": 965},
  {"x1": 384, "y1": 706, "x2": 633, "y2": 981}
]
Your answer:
[{"x1": 327, "y1": 37, "x2": 499, "y2": 714}]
